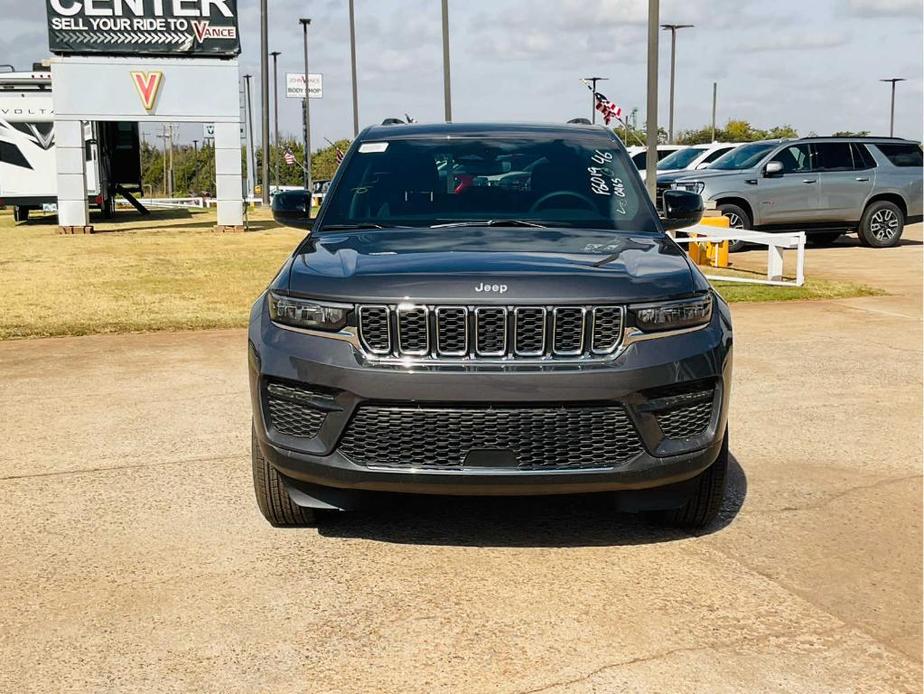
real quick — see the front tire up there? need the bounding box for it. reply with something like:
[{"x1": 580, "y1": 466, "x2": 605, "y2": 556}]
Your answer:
[
  {"x1": 653, "y1": 430, "x2": 728, "y2": 529},
  {"x1": 858, "y1": 200, "x2": 904, "y2": 248},
  {"x1": 718, "y1": 203, "x2": 751, "y2": 252},
  {"x1": 252, "y1": 425, "x2": 316, "y2": 527}
]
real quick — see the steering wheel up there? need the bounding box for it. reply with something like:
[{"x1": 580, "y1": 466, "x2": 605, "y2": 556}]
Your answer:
[{"x1": 529, "y1": 191, "x2": 597, "y2": 213}]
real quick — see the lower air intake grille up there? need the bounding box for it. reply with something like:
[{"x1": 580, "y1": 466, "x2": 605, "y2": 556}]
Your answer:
[
  {"x1": 657, "y1": 400, "x2": 713, "y2": 439},
  {"x1": 338, "y1": 405, "x2": 644, "y2": 470},
  {"x1": 265, "y1": 382, "x2": 327, "y2": 438}
]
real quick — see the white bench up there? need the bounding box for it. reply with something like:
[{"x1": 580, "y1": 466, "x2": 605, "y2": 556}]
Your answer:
[{"x1": 673, "y1": 224, "x2": 806, "y2": 287}]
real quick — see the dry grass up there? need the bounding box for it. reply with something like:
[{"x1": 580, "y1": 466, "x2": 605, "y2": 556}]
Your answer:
[
  {"x1": 0, "y1": 208, "x2": 884, "y2": 340},
  {"x1": 0, "y1": 207, "x2": 303, "y2": 339}
]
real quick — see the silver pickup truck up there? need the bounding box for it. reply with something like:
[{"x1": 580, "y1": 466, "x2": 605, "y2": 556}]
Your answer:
[{"x1": 668, "y1": 137, "x2": 923, "y2": 250}]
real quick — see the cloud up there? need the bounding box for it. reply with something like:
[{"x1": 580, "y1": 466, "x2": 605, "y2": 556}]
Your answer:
[
  {"x1": 737, "y1": 30, "x2": 850, "y2": 53},
  {"x1": 845, "y1": 0, "x2": 923, "y2": 17}
]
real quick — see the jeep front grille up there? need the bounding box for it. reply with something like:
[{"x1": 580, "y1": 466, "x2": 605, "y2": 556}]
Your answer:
[
  {"x1": 357, "y1": 304, "x2": 625, "y2": 361},
  {"x1": 338, "y1": 404, "x2": 644, "y2": 470}
]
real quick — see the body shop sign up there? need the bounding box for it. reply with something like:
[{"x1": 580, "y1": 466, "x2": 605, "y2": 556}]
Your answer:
[{"x1": 46, "y1": 0, "x2": 241, "y2": 57}]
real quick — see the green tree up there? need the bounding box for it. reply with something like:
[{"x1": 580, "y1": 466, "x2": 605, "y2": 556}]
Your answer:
[{"x1": 676, "y1": 119, "x2": 800, "y2": 145}]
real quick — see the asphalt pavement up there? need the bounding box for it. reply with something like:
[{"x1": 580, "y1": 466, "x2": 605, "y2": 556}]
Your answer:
[{"x1": 1, "y1": 226, "x2": 921, "y2": 693}]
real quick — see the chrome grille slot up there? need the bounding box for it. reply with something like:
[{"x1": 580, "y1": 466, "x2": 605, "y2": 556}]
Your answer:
[
  {"x1": 356, "y1": 303, "x2": 625, "y2": 362},
  {"x1": 553, "y1": 307, "x2": 586, "y2": 355},
  {"x1": 396, "y1": 305, "x2": 429, "y2": 355},
  {"x1": 514, "y1": 307, "x2": 546, "y2": 356},
  {"x1": 357, "y1": 305, "x2": 391, "y2": 355},
  {"x1": 591, "y1": 306, "x2": 624, "y2": 354},
  {"x1": 435, "y1": 307, "x2": 468, "y2": 355},
  {"x1": 475, "y1": 307, "x2": 508, "y2": 356}
]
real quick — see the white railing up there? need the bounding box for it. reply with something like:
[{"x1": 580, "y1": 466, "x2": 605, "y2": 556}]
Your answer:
[
  {"x1": 118, "y1": 197, "x2": 206, "y2": 209},
  {"x1": 675, "y1": 224, "x2": 806, "y2": 287}
]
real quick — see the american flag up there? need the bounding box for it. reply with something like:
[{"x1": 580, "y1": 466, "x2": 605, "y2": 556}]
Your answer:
[
  {"x1": 284, "y1": 149, "x2": 297, "y2": 166},
  {"x1": 581, "y1": 80, "x2": 623, "y2": 125}
]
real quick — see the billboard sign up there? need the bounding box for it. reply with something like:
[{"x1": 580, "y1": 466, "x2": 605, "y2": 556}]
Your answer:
[
  {"x1": 286, "y1": 73, "x2": 323, "y2": 99},
  {"x1": 51, "y1": 57, "x2": 241, "y2": 123},
  {"x1": 46, "y1": 0, "x2": 241, "y2": 57}
]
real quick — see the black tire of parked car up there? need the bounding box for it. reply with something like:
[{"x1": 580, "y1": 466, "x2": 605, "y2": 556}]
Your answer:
[
  {"x1": 858, "y1": 200, "x2": 904, "y2": 248},
  {"x1": 13, "y1": 206, "x2": 30, "y2": 223},
  {"x1": 252, "y1": 425, "x2": 317, "y2": 527},
  {"x1": 807, "y1": 232, "x2": 843, "y2": 246},
  {"x1": 717, "y1": 203, "x2": 751, "y2": 253},
  {"x1": 652, "y1": 429, "x2": 728, "y2": 529}
]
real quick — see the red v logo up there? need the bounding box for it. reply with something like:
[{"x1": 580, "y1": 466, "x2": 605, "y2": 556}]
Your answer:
[
  {"x1": 131, "y1": 71, "x2": 163, "y2": 112},
  {"x1": 192, "y1": 20, "x2": 209, "y2": 42}
]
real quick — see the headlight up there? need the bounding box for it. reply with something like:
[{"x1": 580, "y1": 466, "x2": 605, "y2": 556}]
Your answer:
[
  {"x1": 672, "y1": 181, "x2": 705, "y2": 195},
  {"x1": 630, "y1": 293, "x2": 713, "y2": 332},
  {"x1": 268, "y1": 292, "x2": 352, "y2": 331}
]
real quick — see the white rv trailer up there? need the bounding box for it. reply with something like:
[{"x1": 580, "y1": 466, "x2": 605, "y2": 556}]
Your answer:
[{"x1": 0, "y1": 68, "x2": 103, "y2": 222}]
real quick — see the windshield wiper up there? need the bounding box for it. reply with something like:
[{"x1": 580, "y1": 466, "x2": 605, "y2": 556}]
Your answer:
[
  {"x1": 321, "y1": 223, "x2": 416, "y2": 231},
  {"x1": 429, "y1": 219, "x2": 550, "y2": 229}
]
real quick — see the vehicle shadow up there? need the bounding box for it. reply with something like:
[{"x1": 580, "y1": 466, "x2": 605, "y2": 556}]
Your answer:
[{"x1": 316, "y1": 454, "x2": 747, "y2": 548}]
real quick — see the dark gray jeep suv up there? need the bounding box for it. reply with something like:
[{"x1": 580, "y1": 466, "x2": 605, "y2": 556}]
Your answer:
[{"x1": 249, "y1": 123, "x2": 733, "y2": 529}]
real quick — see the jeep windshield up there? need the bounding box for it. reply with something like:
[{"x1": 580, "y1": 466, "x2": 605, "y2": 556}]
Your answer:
[
  {"x1": 708, "y1": 142, "x2": 777, "y2": 170},
  {"x1": 319, "y1": 136, "x2": 658, "y2": 233}
]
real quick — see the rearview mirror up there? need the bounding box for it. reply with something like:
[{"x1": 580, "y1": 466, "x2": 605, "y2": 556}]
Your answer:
[
  {"x1": 764, "y1": 160, "x2": 784, "y2": 177},
  {"x1": 661, "y1": 190, "x2": 704, "y2": 231}
]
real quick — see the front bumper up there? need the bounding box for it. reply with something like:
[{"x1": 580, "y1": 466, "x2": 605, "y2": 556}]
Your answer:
[{"x1": 248, "y1": 293, "x2": 733, "y2": 502}]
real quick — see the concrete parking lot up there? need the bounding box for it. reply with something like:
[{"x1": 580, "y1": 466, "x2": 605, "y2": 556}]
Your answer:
[{"x1": 1, "y1": 227, "x2": 921, "y2": 693}]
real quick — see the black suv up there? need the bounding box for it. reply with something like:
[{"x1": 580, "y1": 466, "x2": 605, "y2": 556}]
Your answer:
[{"x1": 250, "y1": 123, "x2": 733, "y2": 529}]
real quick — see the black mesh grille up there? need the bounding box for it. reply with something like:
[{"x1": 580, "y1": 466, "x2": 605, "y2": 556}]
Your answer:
[
  {"x1": 265, "y1": 383, "x2": 327, "y2": 438},
  {"x1": 476, "y1": 308, "x2": 507, "y2": 355},
  {"x1": 515, "y1": 308, "x2": 546, "y2": 355},
  {"x1": 436, "y1": 307, "x2": 467, "y2": 355},
  {"x1": 358, "y1": 306, "x2": 390, "y2": 354},
  {"x1": 658, "y1": 400, "x2": 713, "y2": 439},
  {"x1": 338, "y1": 405, "x2": 644, "y2": 470},
  {"x1": 553, "y1": 308, "x2": 585, "y2": 354},
  {"x1": 397, "y1": 307, "x2": 429, "y2": 354},
  {"x1": 592, "y1": 307, "x2": 623, "y2": 353}
]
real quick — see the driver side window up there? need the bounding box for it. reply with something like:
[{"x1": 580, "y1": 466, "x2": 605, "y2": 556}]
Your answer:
[{"x1": 770, "y1": 144, "x2": 813, "y2": 174}]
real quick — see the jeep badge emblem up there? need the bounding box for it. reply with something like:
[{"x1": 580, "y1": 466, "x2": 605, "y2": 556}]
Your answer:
[{"x1": 475, "y1": 282, "x2": 508, "y2": 294}]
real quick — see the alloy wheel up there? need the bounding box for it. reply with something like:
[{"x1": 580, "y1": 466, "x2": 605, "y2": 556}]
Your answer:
[
  {"x1": 870, "y1": 208, "x2": 900, "y2": 242},
  {"x1": 724, "y1": 212, "x2": 743, "y2": 229}
]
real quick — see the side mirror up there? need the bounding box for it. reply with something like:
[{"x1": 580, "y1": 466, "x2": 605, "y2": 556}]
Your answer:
[
  {"x1": 661, "y1": 190, "x2": 704, "y2": 231},
  {"x1": 271, "y1": 189, "x2": 312, "y2": 230},
  {"x1": 764, "y1": 160, "x2": 784, "y2": 177}
]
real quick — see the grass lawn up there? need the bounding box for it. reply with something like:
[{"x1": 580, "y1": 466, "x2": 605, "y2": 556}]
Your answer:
[{"x1": 0, "y1": 208, "x2": 884, "y2": 340}]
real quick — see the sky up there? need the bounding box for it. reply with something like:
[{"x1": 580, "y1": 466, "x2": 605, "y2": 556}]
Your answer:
[{"x1": 3, "y1": 0, "x2": 923, "y2": 147}]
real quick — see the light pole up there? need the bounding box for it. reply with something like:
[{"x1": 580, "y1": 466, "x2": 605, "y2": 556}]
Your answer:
[
  {"x1": 299, "y1": 18, "x2": 313, "y2": 195},
  {"x1": 441, "y1": 0, "x2": 452, "y2": 122},
  {"x1": 661, "y1": 23, "x2": 693, "y2": 143},
  {"x1": 711, "y1": 81, "x2": 717, "y2": 142},
  {"x1": 583, "y1": 76, "x2": 608, "y2": 125},
  {"x1": 243, "y1": 74, "x2": 257, "y2": 199},
  {"x1": 270, "y1": 50, "x2": 281, "y2": 193},
  {"x1": 880, "y1": 78, "x2": 906, "y2": 137},
  {"x1": 349, "y1": 0, "x2": 359, "y2": 136},
  {"x1": 645, "y1": 0, "x2": 660, "y2": 202},
  {"x1": 192, "y1": 139, "x2": 199, "y2": 193},
  {"x1": 259, "y1": 0, "x2": 270, "y2": 205}
]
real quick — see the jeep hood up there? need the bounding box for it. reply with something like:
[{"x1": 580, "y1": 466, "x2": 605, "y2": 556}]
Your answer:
[{"x1": 285, "y1": 227, "x2": 701, "y2": 304}]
